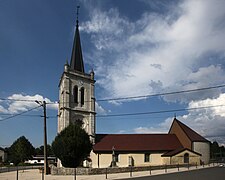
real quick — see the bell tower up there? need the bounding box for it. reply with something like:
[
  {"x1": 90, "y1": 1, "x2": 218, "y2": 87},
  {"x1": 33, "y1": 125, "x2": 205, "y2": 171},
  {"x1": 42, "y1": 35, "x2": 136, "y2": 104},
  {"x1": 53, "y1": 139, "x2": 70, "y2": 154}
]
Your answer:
[{"x1": 58, "y1": 7, "x2": 96, "y2": 143}]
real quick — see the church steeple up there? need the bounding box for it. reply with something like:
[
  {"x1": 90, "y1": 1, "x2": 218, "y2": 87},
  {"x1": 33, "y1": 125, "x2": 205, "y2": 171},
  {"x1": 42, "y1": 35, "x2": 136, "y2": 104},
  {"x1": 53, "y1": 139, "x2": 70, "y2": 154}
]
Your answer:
[{"x1": 70, "y1": 6, "x2": 85, "y2": 73}]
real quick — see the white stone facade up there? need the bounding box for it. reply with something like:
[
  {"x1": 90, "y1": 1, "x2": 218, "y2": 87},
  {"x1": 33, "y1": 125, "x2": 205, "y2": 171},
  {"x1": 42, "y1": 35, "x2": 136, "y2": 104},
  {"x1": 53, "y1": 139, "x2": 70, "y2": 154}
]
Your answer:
[{"x1": 58, "y1": 63, "x2": 96, "y2": 143}]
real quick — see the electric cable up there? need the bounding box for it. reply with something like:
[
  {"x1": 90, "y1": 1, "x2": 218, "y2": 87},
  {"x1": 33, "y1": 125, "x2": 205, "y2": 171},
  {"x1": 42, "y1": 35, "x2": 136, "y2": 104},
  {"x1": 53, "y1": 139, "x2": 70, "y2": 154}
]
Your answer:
[
  {"x1": 96, "y1": 104, "x2": 225, "y2": 118},
  {"x1": 0, "y1": 105, "x2": 41, "y2": 122},
  {"x1": 0, "y1": 84, "x2": 225, "y2": 104}
]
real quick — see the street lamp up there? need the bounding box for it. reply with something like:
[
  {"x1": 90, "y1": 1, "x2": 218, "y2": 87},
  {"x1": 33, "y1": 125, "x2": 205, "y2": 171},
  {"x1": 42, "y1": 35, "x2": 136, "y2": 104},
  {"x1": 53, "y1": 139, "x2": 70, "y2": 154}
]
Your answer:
[{"x1": 35, "y1": 100, "x2": 49, "y2": 175}]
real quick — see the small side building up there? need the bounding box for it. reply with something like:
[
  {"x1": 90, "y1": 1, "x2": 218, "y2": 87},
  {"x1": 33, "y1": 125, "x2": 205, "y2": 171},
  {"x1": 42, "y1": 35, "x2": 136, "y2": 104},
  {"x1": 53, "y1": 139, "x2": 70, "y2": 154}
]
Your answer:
[
  {"x1": 169, "y1": 118, "x2": 210, "y2": 164},
  {"x1": 0, "y1": 147, "x2": 7, "y2": 163}
]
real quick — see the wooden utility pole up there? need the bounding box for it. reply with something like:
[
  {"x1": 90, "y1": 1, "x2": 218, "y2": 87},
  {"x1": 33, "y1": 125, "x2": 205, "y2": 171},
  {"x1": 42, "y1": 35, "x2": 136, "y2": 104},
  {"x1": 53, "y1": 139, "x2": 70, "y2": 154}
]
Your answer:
[
  {"x1": 36, "y1": 100, "x2": 48, "y2": 175},
  {"x1": 43, "y1": 101, "x2": 48, "y2": 175}
]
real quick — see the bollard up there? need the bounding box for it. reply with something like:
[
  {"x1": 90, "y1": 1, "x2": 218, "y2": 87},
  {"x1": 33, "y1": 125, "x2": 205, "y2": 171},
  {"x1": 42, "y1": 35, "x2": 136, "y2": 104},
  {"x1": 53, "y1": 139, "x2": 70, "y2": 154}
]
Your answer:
[
  {"x1": 149, "y1": 166, "x2": 151, "y2": 175},
  {"x1": 187, "y1": 163, "x2": 189, "y2": 170},
  {"x1": 196, "y1": 162, "x2": 198, "y2": 169},
  {"x1": 74, "y1": 168, "x2": 76, "y2": 180},
  {"x1": 42, "y1": 167, "x2": 44, "y2": 180},
  {"x1": 130, "y1": 166, "x2": 132, "y2": 177},
  {"x1": 177, "y1": 163, "x2": 179, "y2": 171},
  {"x1": 203, "y1": 162, "x2": 204, "y2": 168},
  {"x1": 105, "y1": 168, "x2": 107, "y2": 179},
  {"x1": 16, "y1": 166, "x2": 18, "y2": 180},
  {"x1": 165, "y1": 165, "x2": 167, "y2": 173}
]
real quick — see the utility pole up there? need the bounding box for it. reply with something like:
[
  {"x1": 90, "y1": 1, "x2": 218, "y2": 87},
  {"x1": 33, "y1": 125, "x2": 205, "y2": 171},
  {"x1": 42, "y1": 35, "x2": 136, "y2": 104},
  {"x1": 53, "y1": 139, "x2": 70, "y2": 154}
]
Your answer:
[
  {"x1": 36, "y1": 100, "x2": 48, "y2": 175},
  {"x1": 43, "y1": 101, "x2": 48, "y2": 175}
]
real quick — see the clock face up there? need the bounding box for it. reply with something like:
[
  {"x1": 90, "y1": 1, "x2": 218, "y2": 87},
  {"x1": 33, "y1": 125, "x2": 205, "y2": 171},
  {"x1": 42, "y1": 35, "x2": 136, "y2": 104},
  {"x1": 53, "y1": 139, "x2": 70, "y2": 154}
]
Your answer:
[
  {"x1": 78, "y1": 80, "x2": 84, "y2": 86},
  {"x1": 82, "y1": 119, "x2": 89, "y2": 129}
]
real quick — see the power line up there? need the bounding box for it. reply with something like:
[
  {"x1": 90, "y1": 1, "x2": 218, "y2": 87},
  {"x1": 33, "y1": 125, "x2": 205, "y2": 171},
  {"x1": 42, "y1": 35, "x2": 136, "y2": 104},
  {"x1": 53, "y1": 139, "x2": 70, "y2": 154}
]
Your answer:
[
  {"x1": 96, "y1": 84, "x2": 225, "y2": 102},
  {"x1": 205, "y1": 134, "x2": 225, "y2": 138},
  {"x1": 0, "y1": 98, "x2": 37, "y2": 102},
  {"x1": 0, "y1": 84, "x2": 225, "y2": 121},
  {"x1": 0, "y1": 105, "x2": 41, "y2": 122},
  {"x1": 47, "y1": 83, "x2": 225, "y2": 104},
  {"x1": 0, "y1": 113, "x2": 42, "y2": 117},
  {"x1": 1, "y1": 84, "x2": 225, "y2": 104},
  {"x1": 1, "y1": 103, "x2": 224, "y2": 121},
  {"x1": 96, "y1": 104, "x2": 225, "y2": 118}
]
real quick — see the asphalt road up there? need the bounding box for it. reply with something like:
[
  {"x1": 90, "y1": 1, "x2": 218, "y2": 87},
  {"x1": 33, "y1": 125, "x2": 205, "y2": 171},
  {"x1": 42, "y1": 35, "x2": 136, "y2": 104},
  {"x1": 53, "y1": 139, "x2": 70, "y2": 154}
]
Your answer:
[{"x1": 121, "y1": 167, "x2": 225, "y2": 180}]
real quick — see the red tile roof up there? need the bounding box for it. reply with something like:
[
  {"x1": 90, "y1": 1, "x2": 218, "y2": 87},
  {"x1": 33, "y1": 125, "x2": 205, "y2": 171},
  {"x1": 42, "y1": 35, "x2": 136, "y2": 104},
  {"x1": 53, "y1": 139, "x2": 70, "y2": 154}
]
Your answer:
[
  {"x1": 172, "y1": 119, "x2": 208, "y2": 142},
  {"x1": 93, "y1": 134, "x2": 183, "y2": 152}
]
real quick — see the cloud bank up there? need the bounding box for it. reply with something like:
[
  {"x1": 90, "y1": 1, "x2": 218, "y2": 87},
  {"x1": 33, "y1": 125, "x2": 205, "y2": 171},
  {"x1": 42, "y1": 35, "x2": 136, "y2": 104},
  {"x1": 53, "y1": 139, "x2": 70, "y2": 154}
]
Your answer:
[
  {"x1": 0, "y1": 94, "x2": 58, "y2": 115},
  {"x1": 134, "y1": 93, "x2": 225, "y2": 145},
  {"x1": 80, "y1": 0, "x2": 225, "y2": 144},
  {"x1": 82, "y1": 0, "x2": 225, "y2": 102},
  {"x1": 0, "y1": 94, "x2": 108, "y2": 118}
]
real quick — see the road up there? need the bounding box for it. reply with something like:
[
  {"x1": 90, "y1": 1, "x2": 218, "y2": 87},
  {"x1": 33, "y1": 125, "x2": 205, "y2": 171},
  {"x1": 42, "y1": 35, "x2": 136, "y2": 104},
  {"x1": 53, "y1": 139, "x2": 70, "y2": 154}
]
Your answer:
[{"x1": 121, "y1": 167, "x2": 225, "y2": 180}]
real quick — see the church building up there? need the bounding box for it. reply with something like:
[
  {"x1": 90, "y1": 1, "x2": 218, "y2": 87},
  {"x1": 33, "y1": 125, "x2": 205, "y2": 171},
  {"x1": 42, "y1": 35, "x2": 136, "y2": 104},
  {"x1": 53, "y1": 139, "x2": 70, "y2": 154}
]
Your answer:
[
  {"x1": 58, "y1": 15, "x2": 96, "y2": 144},
  {"x1": 90, "y1": 118, "x2": 210, "y2": 168},
  {"x1": 58, "y1": 12, "x2": 210, "y2": 168}
]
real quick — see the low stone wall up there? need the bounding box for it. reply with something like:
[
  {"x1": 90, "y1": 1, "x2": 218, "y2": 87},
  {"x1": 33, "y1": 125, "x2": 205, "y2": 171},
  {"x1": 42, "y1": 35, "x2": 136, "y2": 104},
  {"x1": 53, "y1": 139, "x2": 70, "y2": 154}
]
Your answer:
[{"x1": 51, "y1": 164, "x2": 187, "y2": 175}]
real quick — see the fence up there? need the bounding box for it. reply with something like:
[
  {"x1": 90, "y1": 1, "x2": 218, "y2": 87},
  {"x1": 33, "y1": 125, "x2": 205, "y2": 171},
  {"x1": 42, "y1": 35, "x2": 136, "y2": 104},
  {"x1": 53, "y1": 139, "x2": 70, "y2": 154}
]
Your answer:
[
  {"x1": 51, "y1": 162, "x2": 219, "y2": 176},
  {"x1": 0, "y1": 162, "x2": 221, "y2": 180},
  {"x1": 0, "y1": 165, "x2": 43, "y2": 173}
]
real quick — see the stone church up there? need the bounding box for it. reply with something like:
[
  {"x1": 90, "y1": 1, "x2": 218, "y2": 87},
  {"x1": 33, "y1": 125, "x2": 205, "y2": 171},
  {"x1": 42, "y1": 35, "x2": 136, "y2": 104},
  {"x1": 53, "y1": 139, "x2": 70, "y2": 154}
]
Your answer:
[{"x1": 58, "y1": 15, "x2": 210, "y2": 168}]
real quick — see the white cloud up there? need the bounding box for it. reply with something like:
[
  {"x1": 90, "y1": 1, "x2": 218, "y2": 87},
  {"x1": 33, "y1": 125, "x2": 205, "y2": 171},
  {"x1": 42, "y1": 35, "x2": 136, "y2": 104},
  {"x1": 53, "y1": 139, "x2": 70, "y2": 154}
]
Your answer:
[
  {"x1": 0, "y1": 105, "x2": 8, "y2": 114},
  {"x1": 80, "y1": 1, "x2": 225, "y2": 144},
  {"x1": 82, "y1": 0, "x2": 225, "y2": 102},
  {"x1": 95, "y1": 102, "x2": 108, "y2": 115},
  {"x1": 134, "y1": 117, "x2": 173, "y2": 134},
  {"x1": 81, "y1": 8, "x2": 134, "y2": 51},
  {"x1": 0, "y1": 94, "x2": 58, "y2": 115},
  {"x1": 0, "y1": 93, "x2": 108, "y2": 118}
]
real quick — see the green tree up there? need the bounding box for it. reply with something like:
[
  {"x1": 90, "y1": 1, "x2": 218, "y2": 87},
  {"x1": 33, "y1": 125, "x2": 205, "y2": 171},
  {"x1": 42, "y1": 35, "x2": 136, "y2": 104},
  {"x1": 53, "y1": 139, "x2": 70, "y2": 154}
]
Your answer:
[
  {"x1": 52, "y1": 123, "x2": 92, "y2": 167},
  {"x1": 8, "y1": 136, "x2": 35, "y2": 165},
  {"x1": 35, "y1": 144, "x2": 53, "y2": 156}
]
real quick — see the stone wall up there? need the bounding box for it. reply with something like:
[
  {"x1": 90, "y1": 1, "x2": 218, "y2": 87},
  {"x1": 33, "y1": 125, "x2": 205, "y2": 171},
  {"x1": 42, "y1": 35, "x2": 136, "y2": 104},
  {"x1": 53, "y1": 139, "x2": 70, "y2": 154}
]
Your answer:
[{"x1": 51, "y1": 164, "x2": 186, "y2": 175}]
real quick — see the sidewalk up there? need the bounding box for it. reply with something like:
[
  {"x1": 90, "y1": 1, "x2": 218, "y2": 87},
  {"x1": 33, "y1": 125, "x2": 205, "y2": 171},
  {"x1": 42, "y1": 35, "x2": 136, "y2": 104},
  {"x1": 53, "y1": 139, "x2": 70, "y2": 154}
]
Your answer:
[{"x1": 0, "y1": 164, "x2": 217, "y2": 180}]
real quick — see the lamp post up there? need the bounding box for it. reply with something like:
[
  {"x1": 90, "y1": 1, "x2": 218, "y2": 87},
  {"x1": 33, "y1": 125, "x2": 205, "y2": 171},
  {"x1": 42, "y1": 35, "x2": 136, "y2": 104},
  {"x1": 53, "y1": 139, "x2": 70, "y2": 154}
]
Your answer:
[{"x1": 36, "y1": 100, "x2": 48, "y2": 175}]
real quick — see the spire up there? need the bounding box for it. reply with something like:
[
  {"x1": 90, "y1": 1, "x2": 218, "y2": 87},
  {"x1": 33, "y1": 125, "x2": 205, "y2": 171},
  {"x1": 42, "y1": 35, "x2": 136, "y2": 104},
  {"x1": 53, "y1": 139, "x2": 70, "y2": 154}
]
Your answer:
[{"x1": 70, "y1": 6, "x2": 85, "y2": 73}]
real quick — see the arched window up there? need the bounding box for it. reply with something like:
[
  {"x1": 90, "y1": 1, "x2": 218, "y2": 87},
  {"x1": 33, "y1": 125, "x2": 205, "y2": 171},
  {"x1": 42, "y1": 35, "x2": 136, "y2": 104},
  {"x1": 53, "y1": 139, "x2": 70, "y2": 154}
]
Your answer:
[
  {"x1": 184, "y1": 153, "x2": 189, "y2": 163},
  {"x1": 80, "y1": 87, "x2": 84, "y2": 106},
  {"x1": 74, "y1": 86, "x2": 78, "y2": 103}
]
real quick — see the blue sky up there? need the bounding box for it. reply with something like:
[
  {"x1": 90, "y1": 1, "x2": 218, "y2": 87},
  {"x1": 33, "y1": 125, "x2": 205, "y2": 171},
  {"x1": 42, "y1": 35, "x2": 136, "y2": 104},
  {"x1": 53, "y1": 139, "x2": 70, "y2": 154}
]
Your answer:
[{"x1": 1, "y1": 0, "x2": 225, "y2": 147}]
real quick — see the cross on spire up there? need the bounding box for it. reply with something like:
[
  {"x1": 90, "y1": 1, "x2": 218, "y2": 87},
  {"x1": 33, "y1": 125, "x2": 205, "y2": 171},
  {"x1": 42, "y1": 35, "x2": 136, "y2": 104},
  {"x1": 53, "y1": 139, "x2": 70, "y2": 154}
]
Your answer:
[
  {"x1": 76, "y1": 5, "x2": 80, "y2": 27},
  {"x1": 70, "y1": 5, "x2": 85, "y2": 73}
]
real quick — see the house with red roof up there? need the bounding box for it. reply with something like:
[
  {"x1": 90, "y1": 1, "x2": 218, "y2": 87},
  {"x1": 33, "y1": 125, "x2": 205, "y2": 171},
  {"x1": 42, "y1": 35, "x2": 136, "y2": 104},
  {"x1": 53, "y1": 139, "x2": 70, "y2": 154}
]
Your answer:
[{"x1": 90, "y1": 118, "x2": 210, "y2": 168}]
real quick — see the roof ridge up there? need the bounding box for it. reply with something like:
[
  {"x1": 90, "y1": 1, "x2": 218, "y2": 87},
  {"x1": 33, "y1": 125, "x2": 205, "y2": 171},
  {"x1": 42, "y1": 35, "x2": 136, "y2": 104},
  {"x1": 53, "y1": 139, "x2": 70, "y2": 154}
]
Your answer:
[{"x1": 174, "y1": 118, "x2": 208, "y2": 142}]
